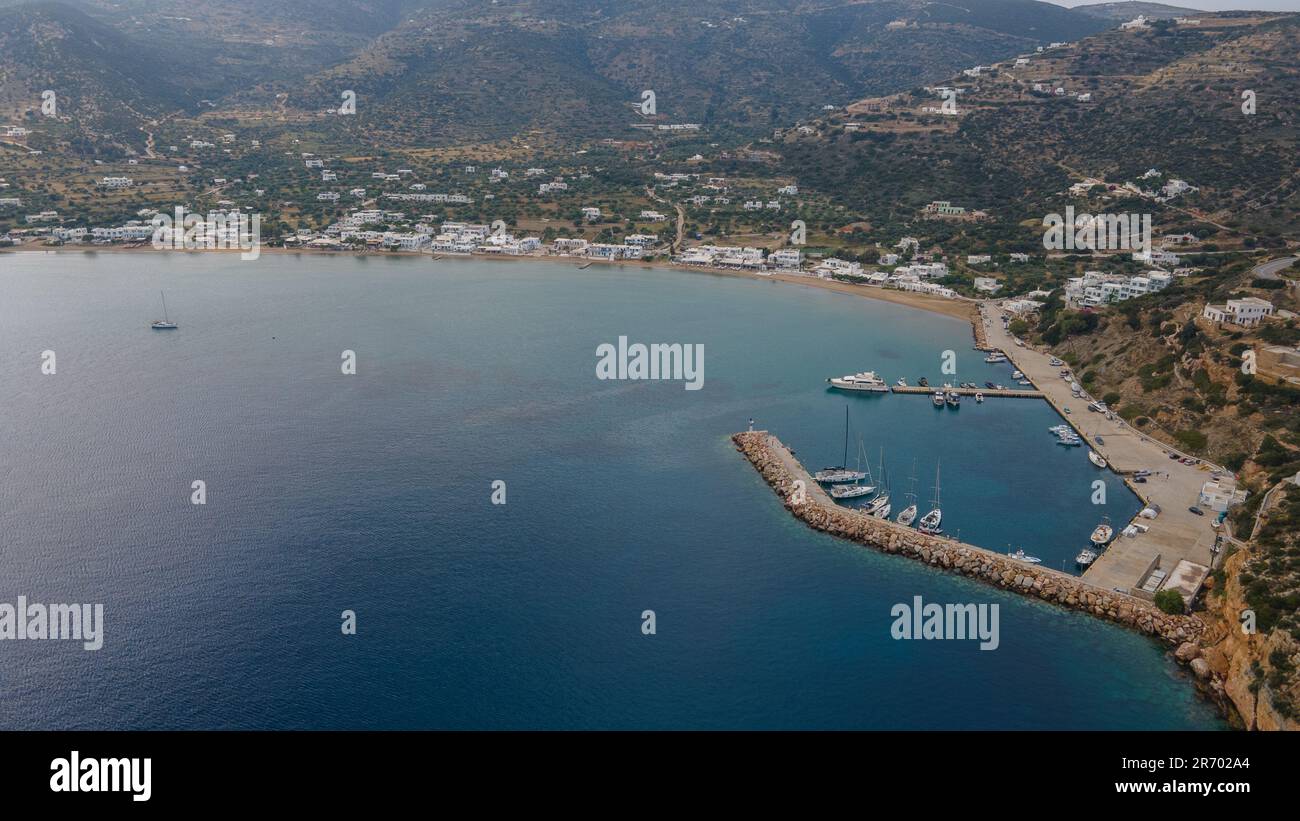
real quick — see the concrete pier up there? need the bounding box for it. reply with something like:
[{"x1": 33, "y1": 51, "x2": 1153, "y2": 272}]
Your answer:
[
  {"x1": 889, "y1": 385, "x2": 1045, "y2": 399},
  {"x1": 733, "y1": 430, "x2": 1202, "y2": 645}
]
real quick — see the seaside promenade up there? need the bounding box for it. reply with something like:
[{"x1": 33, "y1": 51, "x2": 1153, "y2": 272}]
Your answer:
[{"x1": 978, "y1": 304, "x2": 1220, "y2": 596}]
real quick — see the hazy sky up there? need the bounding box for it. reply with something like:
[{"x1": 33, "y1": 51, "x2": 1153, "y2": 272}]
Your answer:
[{"x1": 1048, "y1": 0, "x2": 1300, "y2": 9}]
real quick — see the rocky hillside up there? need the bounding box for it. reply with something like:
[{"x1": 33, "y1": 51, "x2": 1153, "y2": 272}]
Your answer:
[
  {"x1": 780, "y1": 12, "x2": 1300, "y2": 246},
  {"x1": 237, "y1": 0, "x2": 1111, "y2": 145}
]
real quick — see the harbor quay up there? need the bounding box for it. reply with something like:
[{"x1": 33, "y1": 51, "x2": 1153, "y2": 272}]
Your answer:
[
  {"x1": 979, "y1": 304, "x2": 1220, "y2": 601},
  {"x1": 732, "y1": 430, "x2": 1202, "y2": 646}
]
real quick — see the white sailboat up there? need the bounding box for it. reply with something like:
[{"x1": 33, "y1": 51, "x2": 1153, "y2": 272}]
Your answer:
[
  {"x1": 865, "y1": 451, "x2": 890, "y2": 517},
  {"x1": 896, "y1": 459, "x2": 919, "y2": 526},
  {"x1": 814, "y1": 407, "x2": 869, "y2": 484},
  {"x1": 918, "y1": 461, "x2": 943, "y2": 534},
  {"x1": 830, "y1": 438, "x2": 877, "y2": 499},
  {"x1": 151, "y1": 291, "x2": 178, "y2": 330},
  {"x1": 1087, "y1": 449, "x2": 1107, "y2": 469}
]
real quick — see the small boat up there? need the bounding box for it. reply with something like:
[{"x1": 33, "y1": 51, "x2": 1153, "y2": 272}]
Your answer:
[
  {"x1": 918, "y1": 377, "x2": 929, "y2": 387},
  {"x1": 932, "y1": 391, "x2": 945, "y2": 406},
  {"x1": 871, "y1": 502, "x2": 891, "y2": 519},
  {"x1": 1008, "y1": 548, "x2": 1042, "y2": 564},
  {"x1": 827, "y1": 371, "x2": 889, "y2": 392},
  {"x1": 918, "y1": 462, "x2": 943, "y2": 534},
  {"x1": 151, "y1": 291, "x2": 178, "y2": 330},
  {"x1": 1017, "y1": 379, "x2": 1032, "y2": 386},
  {"x1": 984, "y1": 381, "x2": 996, "y2": 389},
  {"x1": 984, "y1": 353, "x2": 1007, "y2": 363},
  {"x1": 1090, "y1": 517, "x2": 1113, "y2": 545},
  {"x1": 1088, "y1": 450, "x2": 1107, "y2": 468},
  {"x1": 1011, "y1": 370, "x2": 1024, "y2": 379},
  {"x1": 946, "y1": 391, "x2": 960, "y2": 407},
  {"x1": 1075, "y1": 548, "x2": 1098, "y2": 568},
  {"x1": 975, "y1": 392, "x2": 984, "y2": 403},
  {"x1": 896, "y1": 377, "x2": 907, "y2": 387}
]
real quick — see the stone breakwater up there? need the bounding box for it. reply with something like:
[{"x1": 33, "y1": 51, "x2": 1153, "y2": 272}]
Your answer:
[{"x1": 733, "y1": 430, "x2": 1203, "y2": 646}]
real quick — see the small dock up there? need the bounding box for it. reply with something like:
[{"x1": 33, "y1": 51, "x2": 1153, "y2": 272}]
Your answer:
[{"x1": 890, "y1": 385, "x2": 1045, "y2": 399}]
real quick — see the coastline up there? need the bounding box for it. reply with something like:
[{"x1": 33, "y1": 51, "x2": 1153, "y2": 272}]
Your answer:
[{"x1": 0, "y1": 245, "x2": 981, "y2": 325}]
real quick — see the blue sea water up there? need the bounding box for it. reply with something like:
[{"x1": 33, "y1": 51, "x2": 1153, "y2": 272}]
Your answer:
[{"x1": 0, "y1": 251, "x2": 1221, "y2": 729}]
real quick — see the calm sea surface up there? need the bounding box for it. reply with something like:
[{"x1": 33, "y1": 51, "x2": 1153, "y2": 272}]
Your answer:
[{"x1": 0, "y1": 251, "x2": 1221, "y2": 729}]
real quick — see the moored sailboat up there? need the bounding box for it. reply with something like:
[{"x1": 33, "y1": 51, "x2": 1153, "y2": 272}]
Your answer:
[
  {"x1": 814, "y1": 406, "x2": 868, "y2": 484},
  {"x1": 151, "y1": 291, "x2": 178, "y2": 330},
  {"x1": 918, "y1": 461, "x2": 943, "y2": 534},
  {"x1": 896, "y1": 459, "x2": 919, "y2": 527}
]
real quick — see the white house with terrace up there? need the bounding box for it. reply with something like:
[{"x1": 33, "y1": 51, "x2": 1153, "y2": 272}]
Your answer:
[{"x1": 1202, "y1": 298, "x2": 1274, "y2": 328}]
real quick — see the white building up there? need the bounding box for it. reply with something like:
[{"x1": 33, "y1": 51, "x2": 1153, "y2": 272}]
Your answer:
[
  {"x1": 973, "y1": 277, "x2": 1002, "y2": 293},
  {"x1": 99, "y1": 176, "x2": 134, "y2": 189},
  {"x1": 1202, "y1": 298, "x2": 1274, "y2": 327},
  {"x1": 1199, "y1": 481, "x2": 1247, "y2": 513},
  {"x1": 768, "y1": 248, "x2": 802, "y2": 270}
]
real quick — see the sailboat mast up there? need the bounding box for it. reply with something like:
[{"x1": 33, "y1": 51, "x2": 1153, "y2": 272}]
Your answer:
[
  {"x1": 842, "y1": 406, "x2": 849, "y2": 467},
  {"x1": 161, "y1": 290, "x2": 168, "y2": 322}
]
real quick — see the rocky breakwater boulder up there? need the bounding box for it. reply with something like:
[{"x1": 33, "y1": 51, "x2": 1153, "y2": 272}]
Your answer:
[{"x1": 731, "y1": 431, "x2": 1202, "y2": 645}]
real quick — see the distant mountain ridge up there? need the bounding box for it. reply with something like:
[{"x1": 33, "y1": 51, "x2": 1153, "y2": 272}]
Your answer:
[
  {"x1": 0, "y1": 0, "x2": 1112, "y2": 146},
  {"x1": 285, "y1": 0, "x2": 1112, "y2": 144}
]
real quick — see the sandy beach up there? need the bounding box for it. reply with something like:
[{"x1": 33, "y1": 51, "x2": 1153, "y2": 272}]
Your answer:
[{"x1": 1, "y1": 244, "x2": 981, "y2": 325}]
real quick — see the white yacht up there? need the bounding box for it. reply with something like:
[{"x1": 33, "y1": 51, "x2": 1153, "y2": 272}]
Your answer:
[
  {"x1": 932, "y1": 391, "x2": 945, "y2": 407},
  {"x1": 1088, "y1": 450, "x2": 1107, "y2": 469},
  {"x1": 827, "y1": 371, "x2": 889, "y2": 392},
  {"x1": 1075, "y1": 548, "x2": 1098, "y2": 568},
  {"x1": 895, "y1": 377, "x2": 908, "y2": 387}
]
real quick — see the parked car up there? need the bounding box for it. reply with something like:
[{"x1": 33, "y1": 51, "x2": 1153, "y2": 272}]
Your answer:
[{"x1": 1188, "y1": 506, "x2": 1205, "y2": 516}]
